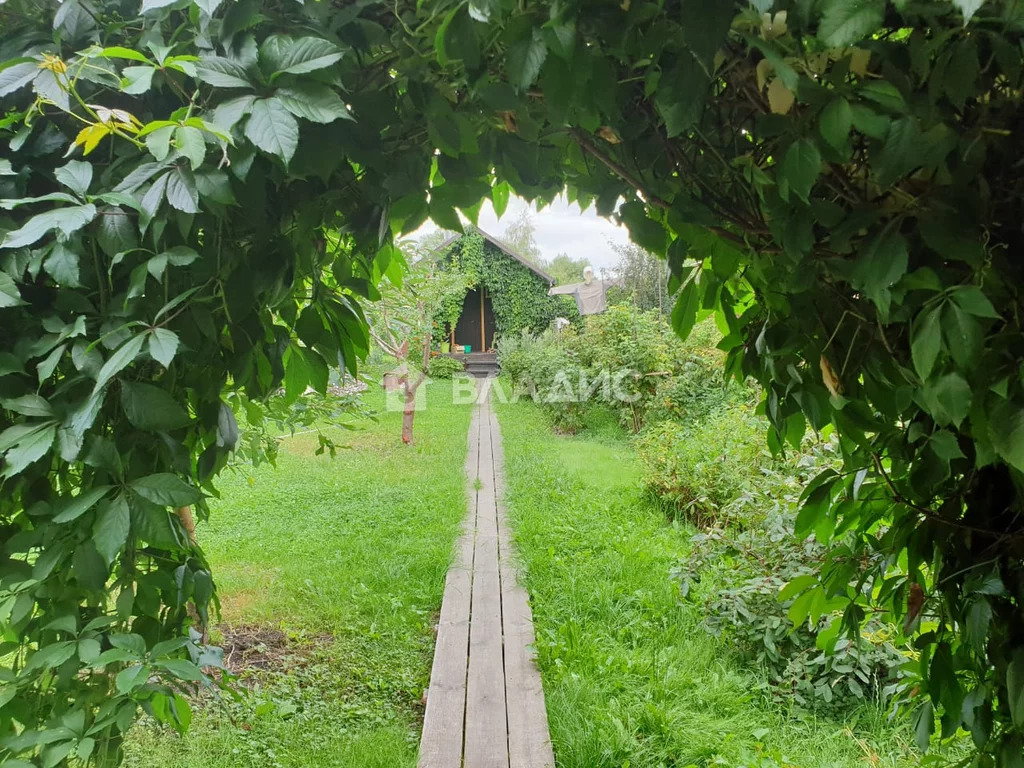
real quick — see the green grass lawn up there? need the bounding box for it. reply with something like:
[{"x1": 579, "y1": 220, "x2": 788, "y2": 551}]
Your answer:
[
  {"x1": 494, "y1": 397, "x2": 918, "y2": 768},
  {"x1": 124, "y1": 381, "x2": 471, "y2": 768}
]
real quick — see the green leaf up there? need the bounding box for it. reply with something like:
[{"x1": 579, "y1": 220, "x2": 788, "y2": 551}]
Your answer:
[
  {"x1": 852, "y1": 231, "x2": 908, "y2": 317},
  {"x1": 859, "y1": 81, "x2": 907, "y2": 113},
  {"x1": 0, "y1": 271, "x2": 25, "y2": 308},
  {"x1": 988, "y1": 398, "x2": 1024, "y2": 472},
  {"x1": 120, "y1": 381, "x2": 190, "y2": 430},
  {"x1": 965, "y1": 599, "x2": 991, "y2": 651},
  {"x1": 819, "y1": 96, "x2": 853, "y2": 150},
  {"x1": 165, "y1": 166, "x2": 199, "y2": 213},
  {"x1": 155, "y1": 659, "x2": 204, "y2": 681},
  {"x1": 78, "y1": 638, "x2": 101, "y2": 664},
  {"x1": 1009, "y1": 648, "x2": 1024, "y2": 728},
  {"x1": 795, "y1": 480, "x2": 833, "y2": 538},
  {"x1": 942, "y1": 302, "x2": 981, "y2": 369},
  {"x1": 818, "y1": 0, "x2": 884, "y2": 47},
  {"x1": 130, "y1": 473, "x2": 203, "y2": 507},
  {"x1": 194, "y1": 56, "x2": 253, "y2": 89},
  {"x1": 781, "y1": 139, "x2": 821, "y2": 203},
  {"x1": 24, "y1": 641, "x2": 76, "y2": 674},
  {"x1": 670, "y1": 275, "x2": 700, "y2": 340},
  {"x1": 244, "y1": 97, "x2": 299, "y2": 165},
  {"x1": 121, "y1": 65, "x2": 155, "y2": 95},
  {"x1": 97, "y1": 208, "x2": 138, "y2": 257},
  {"x1": 912, "y1": 700, "x2": 934, "y2": 752},
  {"x1": 850, "y1": 104, "x2": 889, "y2": 139},
  {"x1": 265, "y1": 37, "x2": 345, "y2": 77},
  {"x1": 779, "y1": 574, "x2": 818, "y2": 602},
  {"x1": 436, "y1": 8, "x2": 479, "y2": 70},
  {"x1": 52, "y1": 485, "x2": 111, "y2": 523},
  {"x1": 36, "y1": 343, "x2": 65, "y2": 383},
  {"x1": 1, "y1": 394, "x2": 53, "y2": 417},
  {"x1": 92, "y1": 334, "x2": 146, "y2": 394},
  {"x1": 434, "y1": 9, "x2": 459, "y2": 67},
  {"x1": 115, "y1": 663, "x2": 149, "y2": 694},
  {"x1": 174, "y1": 126, "x2": 205, "y2": 170},
  {"x1": 148, "y1": 328, "x2": 179, "y2": 368},
  {"x1": 210, "y1": 95, "x2": 256, "y2": 132},
  {"x1": 140, "y1": 173, "x2": 169, "y2": 223},
  {"x1": 491, "y1": 181, "x2": 510, "y2": 219},
  {"x1": 283, "y1": 344, "x2": 311, "y2": 404},
  {"x1": 96, "y1": 46, "x2": 152, "y2": 63},
  {"x1": 654, "y1": 52, "x2": 710, "y2": 137},
  {"x1": 33, "y1": 68, "x2": 70, "y2": 110},
  {"x1": 216, "y1": 402, "x2": 239, "y2": 449},
  {"x1": 505, "y1": 27, "x2": 547, "y2": 92},
  {"x1": 0, "y1": 192, "x2": 80, "y2": 210},
  {"x1": 43, "y1": 243, "x2": 80, "y2": 287},
  {"x1": 93, "y1": 495, "x2": 130, "y2": 563},
  {"x1": 919, "y1": 372, "x2": 971, "y2": 427},
  {"x1": 0, "y1": 422, "x2": 56, "y2": 478},
  {"x1": 618, "y1": 201, "x2": 667, "y2": 256},
  {"x1": 951, "y1": 285, "x2": 999, "y2": 318},
  {"x1": 54, "y1": 160, "x2": 93, "y2": 196},
  {"x1": 109, "y1": 633, "x2": 147, "y2": 655},
  {"x1": 0, "y1": 62, "x2": 38, "y2": 97},
  {"x1": 275, "y1": 84, "x2": 352, "y2": 124},
  {"x1": 912, "y1": 305, "x2": 943, "y2": 380},
  {"x1": 1, "y1": 204, "x2": 98, "y2": 249},
  {"x1": 544, "y1": 18, "x2": 576, "y2": 61}
]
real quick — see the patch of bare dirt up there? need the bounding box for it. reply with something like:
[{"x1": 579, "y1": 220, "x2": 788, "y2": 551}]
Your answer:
[{"x1": 217, "y1": 624, "x2": 333, "y2": 677}]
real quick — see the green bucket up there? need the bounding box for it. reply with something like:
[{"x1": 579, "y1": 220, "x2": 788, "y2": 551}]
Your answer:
[{"x1": 464, "y1": 344, "x2": 472, "y2": 353}]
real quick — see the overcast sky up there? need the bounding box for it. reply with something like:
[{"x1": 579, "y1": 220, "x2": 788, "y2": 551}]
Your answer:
[{"x1": 414, "y1": 193, "x2": 631, "y2": 272}]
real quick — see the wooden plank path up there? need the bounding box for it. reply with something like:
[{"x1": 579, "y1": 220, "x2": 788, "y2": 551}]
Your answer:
[{"x1": 419, "y1": 379, "x2": 555, "y2": 768}]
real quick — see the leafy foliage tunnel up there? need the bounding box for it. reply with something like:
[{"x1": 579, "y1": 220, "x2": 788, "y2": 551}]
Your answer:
[{"x1": 0, "y1": 0, "x2": 1023, "y2": 764}]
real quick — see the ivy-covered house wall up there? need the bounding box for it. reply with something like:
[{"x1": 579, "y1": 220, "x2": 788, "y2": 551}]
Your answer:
[{"x1": 438, "y1": 230, "x2": 579, "y2": 346}]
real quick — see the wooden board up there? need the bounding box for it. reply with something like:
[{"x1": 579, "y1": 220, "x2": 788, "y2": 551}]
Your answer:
[
  {"x1": 490, "y1": 406, "x2": 555, "y2": 768},
  {"x1": 463, "y1": 395, "x2": 509, "y2": 767},
  {"x1": 419, "y1": 402, "x2": 479, "y2": 768}
]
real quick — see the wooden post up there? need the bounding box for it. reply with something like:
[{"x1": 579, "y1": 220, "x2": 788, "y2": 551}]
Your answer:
[{"x1": 479, "y1": 287, "x2": 485, "y2": 352}]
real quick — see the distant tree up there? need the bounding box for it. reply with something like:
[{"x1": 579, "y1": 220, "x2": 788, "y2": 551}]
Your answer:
[
  {"x1": 499, "y1": 208, "x2": 544, "y2": 267},
  {"x1": 546, "y1": 252, "x2": 589, "y2": 285},
  {"x1": 611, "y1": 242, "x2": 670, "y2": 314},
  {"x1": 416, "y1": 228, "x2": 456, "y2": 255},
  {"x1": 369, "y1": 244, "x2": 469, "y2": 444}
]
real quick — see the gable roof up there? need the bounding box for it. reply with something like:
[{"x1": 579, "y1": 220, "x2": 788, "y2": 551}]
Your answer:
[{"x1": 434, "y1": 227, "x2": 555, "y2": 285}]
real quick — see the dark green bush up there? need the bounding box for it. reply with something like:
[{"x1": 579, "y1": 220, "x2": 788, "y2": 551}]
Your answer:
[
  {"x1": 636, "y1": 408, "x2": 770, "y2": 525},
  {"x1": 674, "y1": 447, "x2": 912, "y2": 715},
  {"x1": 495, "y1": 330, "x2": 543, "y2": 385},
  {"x1": 570, "y1": 305, "x2": 674, "y2": 432},
  {"x1": 426, "y1": 356, "x2": 464, "y2": 379},
  {"x1": 641, "y1": 393, "x2": 911, "y2": 715}
]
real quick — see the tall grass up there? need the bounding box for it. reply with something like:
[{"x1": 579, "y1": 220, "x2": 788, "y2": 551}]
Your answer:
[
  {"x1": 495, "y1": 397, "x2": 917, "y2": 768},
  {"x1": 124, "y1": 381, "x2": 472, "y2": 768}
]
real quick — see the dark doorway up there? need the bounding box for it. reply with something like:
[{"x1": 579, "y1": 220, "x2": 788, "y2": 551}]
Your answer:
[{"x1": 453, "y1": 287, "x2": 496, "y2": 351}]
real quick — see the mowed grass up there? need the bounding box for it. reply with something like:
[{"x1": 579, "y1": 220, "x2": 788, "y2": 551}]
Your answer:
[
  {"x1": 124, "y1": 380, "x2": 471, "y2": 768},
  {"x1": 494, "y1": 397, "x2": 917, "y2": 768}
]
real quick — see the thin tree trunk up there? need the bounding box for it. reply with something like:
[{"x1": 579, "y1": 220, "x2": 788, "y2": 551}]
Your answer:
[
  {"x1": 400, "y1": 327, "x2": 433, "y2": 445},
  {"x1": 175, "y1": 506, "x2": 207, "y2": 640},
  {"x1": 175, "y1": 506, "x2": 197, "y2": 544},
  {"x1": 402, "y1": 382, "x2": 416, "y2": 444}
]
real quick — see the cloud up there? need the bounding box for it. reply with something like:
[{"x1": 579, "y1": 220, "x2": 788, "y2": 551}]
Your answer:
[{"x1": 413, "y1": 193, "x2": 630, "y2": 270}]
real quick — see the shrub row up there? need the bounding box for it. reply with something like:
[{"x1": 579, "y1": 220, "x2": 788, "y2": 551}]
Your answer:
[{"x1": 504, "y1": 309, "x2": 911, "y2": 717}]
